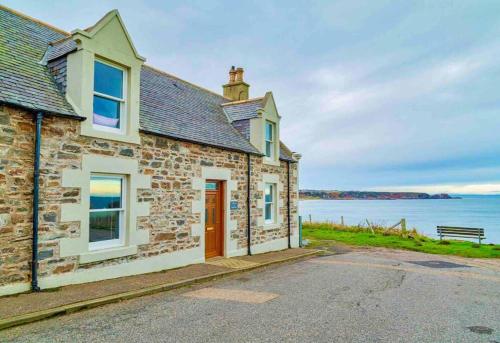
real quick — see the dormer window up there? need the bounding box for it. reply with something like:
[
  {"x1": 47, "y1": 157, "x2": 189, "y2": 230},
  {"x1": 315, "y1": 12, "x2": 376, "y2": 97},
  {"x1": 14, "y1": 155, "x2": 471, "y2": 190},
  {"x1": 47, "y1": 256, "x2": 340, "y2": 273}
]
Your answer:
[
  {"x1": 265, "y1": 121, "x2": 275, "y2": 159},
  {"x1": 93, "y1": 60, "x2": 126, "y2": 132}
]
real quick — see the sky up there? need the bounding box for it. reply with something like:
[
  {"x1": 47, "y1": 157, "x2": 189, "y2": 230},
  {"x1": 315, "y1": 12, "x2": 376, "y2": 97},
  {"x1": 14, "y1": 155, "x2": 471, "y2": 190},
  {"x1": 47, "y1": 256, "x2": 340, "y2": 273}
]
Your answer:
[{"x1": 5, "y1": 0, "x2": 500, "y2": 194}]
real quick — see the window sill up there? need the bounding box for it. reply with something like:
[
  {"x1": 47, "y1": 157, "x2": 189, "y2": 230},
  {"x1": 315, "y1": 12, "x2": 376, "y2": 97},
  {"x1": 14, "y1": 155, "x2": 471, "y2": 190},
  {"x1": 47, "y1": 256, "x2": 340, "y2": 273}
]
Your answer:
[
  {"x1": 79, "y1": 245, "x2": 138, "y2": 264},
  {"x1": 263, "y1": 157, "x2": 280, "y2": 166},
  {"x1": 80, "y1": 125, "x2": 141, "y2": 145},
  {"x1": 263, "y1": 222, "x2": 281, "y2": 231}
]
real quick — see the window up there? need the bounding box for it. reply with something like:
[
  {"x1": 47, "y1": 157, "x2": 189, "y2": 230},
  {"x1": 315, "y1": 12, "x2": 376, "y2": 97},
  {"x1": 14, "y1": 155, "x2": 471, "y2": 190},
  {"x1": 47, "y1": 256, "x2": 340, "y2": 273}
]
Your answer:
[
  {"x1": 89, "y1": 175, "x2": 126, "y2": 250},
  {"x1": 205, "y1": 182, "x2": 218, "y2": 190},
  {"x1": 264, "y1": 183, "x2": 275, "y2": 224},
  {"x1": 265, "y1": 121, "x2": 275, "y2": 159},
  {"x1": 93, "y1": 60, "x2": 126, "y2": 131}
]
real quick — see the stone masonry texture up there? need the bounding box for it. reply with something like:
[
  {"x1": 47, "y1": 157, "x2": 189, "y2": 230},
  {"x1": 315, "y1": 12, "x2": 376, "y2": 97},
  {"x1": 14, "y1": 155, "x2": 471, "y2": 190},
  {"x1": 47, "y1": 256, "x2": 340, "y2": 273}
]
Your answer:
[{"x1": 0, "y1": 106, "x2": 298, "y2": 287}]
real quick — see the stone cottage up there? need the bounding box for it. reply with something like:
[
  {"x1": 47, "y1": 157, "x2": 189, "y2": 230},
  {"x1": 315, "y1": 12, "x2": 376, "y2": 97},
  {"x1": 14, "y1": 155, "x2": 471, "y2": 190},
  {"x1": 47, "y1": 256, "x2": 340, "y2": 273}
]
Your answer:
[{"x1": 0, "y1": 6, "x2": 301, "y2": 296}]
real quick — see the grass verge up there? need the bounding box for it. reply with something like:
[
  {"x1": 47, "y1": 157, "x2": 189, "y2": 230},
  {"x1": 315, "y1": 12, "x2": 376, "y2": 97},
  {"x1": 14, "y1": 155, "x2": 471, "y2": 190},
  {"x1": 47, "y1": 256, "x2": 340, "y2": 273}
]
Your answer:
[{"x1": 303, "y1": 222, "x2": 500, "y2": 258}]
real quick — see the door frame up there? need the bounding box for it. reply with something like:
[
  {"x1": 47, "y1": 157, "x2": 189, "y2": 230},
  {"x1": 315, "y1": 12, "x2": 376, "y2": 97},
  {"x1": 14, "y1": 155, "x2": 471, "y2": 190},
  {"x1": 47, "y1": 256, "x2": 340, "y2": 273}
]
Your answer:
[{"x1": 204, "y1": 179, "x2": 225, "y2": 258}]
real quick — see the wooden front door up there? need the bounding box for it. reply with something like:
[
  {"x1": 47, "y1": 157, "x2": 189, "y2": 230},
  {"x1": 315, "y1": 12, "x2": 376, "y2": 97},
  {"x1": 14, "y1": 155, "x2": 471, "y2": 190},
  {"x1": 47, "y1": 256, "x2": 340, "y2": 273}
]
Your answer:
[{"x1": 205, "y1": 180, "x2": 224, "y2": 258}]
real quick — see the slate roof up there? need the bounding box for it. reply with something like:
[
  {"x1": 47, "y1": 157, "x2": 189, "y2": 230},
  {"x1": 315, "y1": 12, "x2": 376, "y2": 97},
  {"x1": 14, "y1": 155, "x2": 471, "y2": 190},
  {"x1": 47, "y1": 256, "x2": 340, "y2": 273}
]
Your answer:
[
  {"x1": 46, "y1": 38, "x2": 77, "y2": 62},
  {"x1": 0, "y1": 6, "x2": 296, "y2": 159},
  {"x1": 279, "y1": 141, "x2": 295, "y2": 162},
  {"x1": 0, "y1": 7, "x2": 79, "y2": 117},
  {"x1": 222, "y1": 98, "x2": 263, "y2": 122},
  {"x1": 140, "y1": 66, "x2": 260, "y2": 154}
]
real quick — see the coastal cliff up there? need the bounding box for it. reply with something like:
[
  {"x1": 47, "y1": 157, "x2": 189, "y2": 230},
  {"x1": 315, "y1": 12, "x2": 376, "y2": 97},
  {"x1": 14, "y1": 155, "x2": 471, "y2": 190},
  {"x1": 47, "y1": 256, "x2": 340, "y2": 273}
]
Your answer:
[{"x1": 300, "y1": 190, "x2": 458, "y2": 200}]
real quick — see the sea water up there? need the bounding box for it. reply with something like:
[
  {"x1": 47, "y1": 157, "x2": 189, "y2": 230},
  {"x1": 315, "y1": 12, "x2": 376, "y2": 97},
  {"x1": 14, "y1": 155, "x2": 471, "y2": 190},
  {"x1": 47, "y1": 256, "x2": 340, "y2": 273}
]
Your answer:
[{"x1": 299, "y1": 195, "x2": 500, "y2": 244}]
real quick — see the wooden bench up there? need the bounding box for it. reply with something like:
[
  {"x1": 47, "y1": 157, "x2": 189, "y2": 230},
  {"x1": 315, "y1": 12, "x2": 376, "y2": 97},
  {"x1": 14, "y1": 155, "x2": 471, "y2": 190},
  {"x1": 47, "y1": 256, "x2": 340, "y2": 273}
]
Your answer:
[{"x1": 437, "y1": 226, "x2": 485, "y2": 245}]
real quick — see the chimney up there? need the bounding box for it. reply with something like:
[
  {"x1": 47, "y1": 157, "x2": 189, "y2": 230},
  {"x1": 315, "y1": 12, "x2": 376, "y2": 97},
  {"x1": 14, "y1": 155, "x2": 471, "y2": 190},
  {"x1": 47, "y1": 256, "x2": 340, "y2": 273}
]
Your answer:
[{"x1": 223, "y1": 66, "x2": 249, "y2": 101}]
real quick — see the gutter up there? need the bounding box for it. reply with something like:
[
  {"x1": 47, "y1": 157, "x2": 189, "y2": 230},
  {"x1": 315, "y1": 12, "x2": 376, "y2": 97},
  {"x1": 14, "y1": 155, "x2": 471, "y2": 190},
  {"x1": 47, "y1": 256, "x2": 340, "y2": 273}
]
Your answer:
[
  {"x1": 287, "y1": 161, "x2": 291, "y2": 249},
  {"x1": 0, "y1": 101, "x2": 85, "y2": 121},
  {"x1": 247, "y1": 153, "x2": 252, "y2": 255},
  {"x1": 31, "y1": 111, "x2": 43, "y2": 292}
]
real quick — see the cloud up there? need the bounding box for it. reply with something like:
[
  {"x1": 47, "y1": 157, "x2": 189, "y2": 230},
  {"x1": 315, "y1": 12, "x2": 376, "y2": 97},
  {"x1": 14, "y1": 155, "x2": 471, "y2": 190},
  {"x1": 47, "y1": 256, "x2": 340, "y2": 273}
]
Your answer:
[
  {"x1": 5, "y1": 0, "x2": 500, "y2": 192},
  {"x1": 282, "y1": 41, "x2": 500, "y2": 173}
]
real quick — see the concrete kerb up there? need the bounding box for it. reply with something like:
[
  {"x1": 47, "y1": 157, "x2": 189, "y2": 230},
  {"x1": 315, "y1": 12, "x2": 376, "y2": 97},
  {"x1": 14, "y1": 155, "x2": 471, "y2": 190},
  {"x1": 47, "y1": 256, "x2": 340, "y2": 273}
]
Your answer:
[{"x1": 0, "y1": 249, "x2": 320, "y2": 330}]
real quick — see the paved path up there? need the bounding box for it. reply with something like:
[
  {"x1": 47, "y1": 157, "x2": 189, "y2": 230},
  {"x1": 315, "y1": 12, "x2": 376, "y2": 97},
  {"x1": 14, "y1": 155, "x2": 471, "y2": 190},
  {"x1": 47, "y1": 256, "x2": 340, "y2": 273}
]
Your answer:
[{"x1": 1, "y1": 248, "x2": 499, "y2": 342}]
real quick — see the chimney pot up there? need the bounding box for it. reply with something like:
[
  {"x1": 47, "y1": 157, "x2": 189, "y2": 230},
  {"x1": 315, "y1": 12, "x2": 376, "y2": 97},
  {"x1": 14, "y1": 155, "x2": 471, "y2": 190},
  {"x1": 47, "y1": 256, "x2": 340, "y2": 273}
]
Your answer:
[
  {"x1": 235, "y1": 67, "x2": 244, "y2": 82},
  {"x1": 229, "y1": 66, "x2": 237, "y2": 83}
]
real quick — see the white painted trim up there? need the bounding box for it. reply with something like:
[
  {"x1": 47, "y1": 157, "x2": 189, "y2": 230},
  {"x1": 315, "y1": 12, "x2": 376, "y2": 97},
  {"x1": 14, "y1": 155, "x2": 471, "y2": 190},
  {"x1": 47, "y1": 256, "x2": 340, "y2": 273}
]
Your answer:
[
  {"x1": 292, "y1": 162, "x2": 300, "y2": 248},
  {"x1": 227, "y1": 248, "x2": 247, "y2": 258},
  {"x1": 39, "y1": 247, "x2": 204, "y2": 290},
  {"x1": 0, "y1": 282, "x2": 30, "y2": 297},
  {"x1": 92, "y1": 58, "x2": 128, "y2": 134},
  {"x1": 59, "y1": 154, "x2": 151, "y2": 263},
  {"x1": 249, "y1": 92, "x2": 281, "y2": 165},
  {"x1": 257, "y1": 173, "x2": 284, "y2": 229},
  {"x1": 250, "y1": 237, "x2": 288, "y2": 254},
  {"x1": 192, "y1": 167, "x2": 240, "y2": 259},
  {"x1": 80, "y1": 245, "x2": 138, "y2": 264}
]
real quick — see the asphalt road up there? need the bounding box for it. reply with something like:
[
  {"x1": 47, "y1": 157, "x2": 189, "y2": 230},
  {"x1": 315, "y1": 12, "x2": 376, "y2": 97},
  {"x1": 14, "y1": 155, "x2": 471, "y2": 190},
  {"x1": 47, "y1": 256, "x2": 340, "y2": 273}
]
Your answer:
[{"x1": 1, "y1": 247, "x2": 499, "y2": 343}]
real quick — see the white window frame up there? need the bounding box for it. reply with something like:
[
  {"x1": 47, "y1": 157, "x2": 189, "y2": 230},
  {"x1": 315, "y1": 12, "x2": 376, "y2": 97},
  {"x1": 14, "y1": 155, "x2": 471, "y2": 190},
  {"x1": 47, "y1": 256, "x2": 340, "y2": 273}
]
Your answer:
[
  {"x1": 264, "y1": 183, "x2": 276, "y2": 224},
  {"x1": 265, "y1": 121, "x2": 275, "y2": 159},
  {"x1": 89, "y1": 174, "x2": 127, "y2": 251},
  {"x1": 92, "y1": 59, "x2": 128, "y2": 134}
]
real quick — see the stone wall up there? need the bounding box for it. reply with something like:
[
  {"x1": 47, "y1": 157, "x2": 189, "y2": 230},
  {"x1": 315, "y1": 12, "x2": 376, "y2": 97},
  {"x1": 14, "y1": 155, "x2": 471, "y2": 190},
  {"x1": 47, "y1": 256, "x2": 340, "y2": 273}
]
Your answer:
[
  {"x1": 0, "y1": 106, "x2": 35, "y2": 286},
  {"x1": 0, "y1": 105, "x2": 298, "y2": 289}
]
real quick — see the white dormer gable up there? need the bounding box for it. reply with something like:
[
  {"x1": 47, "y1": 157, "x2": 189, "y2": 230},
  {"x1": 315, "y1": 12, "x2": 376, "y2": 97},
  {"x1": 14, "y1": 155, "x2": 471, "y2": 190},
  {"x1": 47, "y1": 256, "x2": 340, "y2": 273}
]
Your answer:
[
  {"x1": 72, "y1": 10, "x2": 145, "y2": 62},
  {"x1": 65, "y1": 10, "x2": 144, "y2": 144},
  {"x1": 249, "y1": 92, "x2": 281, "y2": 166}
]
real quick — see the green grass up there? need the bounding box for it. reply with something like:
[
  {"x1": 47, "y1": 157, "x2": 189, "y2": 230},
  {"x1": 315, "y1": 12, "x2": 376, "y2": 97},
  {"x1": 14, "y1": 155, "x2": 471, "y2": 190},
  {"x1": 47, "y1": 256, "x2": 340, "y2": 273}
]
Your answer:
[{"x1": 303, "y1": 222, "x2": 500, "y2": 258}]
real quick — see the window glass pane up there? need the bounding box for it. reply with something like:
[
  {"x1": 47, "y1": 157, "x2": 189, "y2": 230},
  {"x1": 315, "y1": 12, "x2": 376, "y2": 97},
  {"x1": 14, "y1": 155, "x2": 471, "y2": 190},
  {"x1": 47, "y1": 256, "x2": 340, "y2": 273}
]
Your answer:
[
  {"x1": 93, "y1": 95, "x2": 120, "y2": 128},
  {"x1": 205, "y1": 182, "x2": 218, "y2": 190},
  {"x1": 265, "y1": 122, "x2": 273, "y2": 141},
  {"x1": 266, "y1": 141, "x2": 272, "y2": 158},
  {"x1": 265, "y1": 203, "x2": 272, "y2": 220},
  {"x1": 94, "y1": 61, "x2": 123, "y2": 98},
  {"x1": 89, "y1": 211, "x2": 120, "y2": 242},
  {"x1": 90, "y1": 176, "x2": 122, "y2": 209},
  {"x1": 265, "y1": 184, "x2": 273, "y2": 203}
]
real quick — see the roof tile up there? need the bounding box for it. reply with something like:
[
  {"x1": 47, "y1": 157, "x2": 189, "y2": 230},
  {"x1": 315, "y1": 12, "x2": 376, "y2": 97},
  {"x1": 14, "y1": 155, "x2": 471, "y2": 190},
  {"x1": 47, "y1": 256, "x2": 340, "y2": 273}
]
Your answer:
[{"x1": 0, "y1": 7, "x2": 78, "y2": 117}]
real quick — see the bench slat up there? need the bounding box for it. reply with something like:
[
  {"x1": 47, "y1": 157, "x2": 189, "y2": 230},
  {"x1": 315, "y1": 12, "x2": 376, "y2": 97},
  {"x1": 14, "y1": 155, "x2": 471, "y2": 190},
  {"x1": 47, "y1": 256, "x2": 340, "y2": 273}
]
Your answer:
[
  {"x1": 437, "y1": 226, "x2": 483, "y2": 230},
  {"x1": 437, "y1": 234, "x2": 486, "y2": 239},
  {"x1": 437, "y1": 228, "x2": 484, "y2": 232},
  {"x1": 437, "y1": 229, "x2": 484, "y2": 235},
  {"x1": 437, "y1": 228, "x2": 483, "y2": 232}
]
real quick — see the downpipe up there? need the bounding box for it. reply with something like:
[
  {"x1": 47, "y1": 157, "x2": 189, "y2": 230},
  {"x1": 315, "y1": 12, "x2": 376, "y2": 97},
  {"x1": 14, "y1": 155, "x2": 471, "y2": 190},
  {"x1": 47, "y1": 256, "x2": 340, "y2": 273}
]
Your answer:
[
  {"x1": 247, "y1": 153, "x2": 252, "y2": 255},
  {"x1": 287, "y1": 161, "x2": 291, "y2": 249},
  {"x1": 31, "y1": 111, "x2": 43, "y2": 292}
]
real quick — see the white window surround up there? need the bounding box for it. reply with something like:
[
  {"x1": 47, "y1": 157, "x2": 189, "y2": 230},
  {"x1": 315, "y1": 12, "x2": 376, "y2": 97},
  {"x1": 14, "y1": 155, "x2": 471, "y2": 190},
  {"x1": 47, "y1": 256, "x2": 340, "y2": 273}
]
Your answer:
[
  {"x1": 191, "y1": 167, "x2": 241, "y2": 258},
  {"x1": 264, "y1": 183, "x2": 276, "y2": 224},
  {"x1": 245, "y1": 93, "x2": 281, "y2": 166},
  {"x1": 89, "y1": 174, "x2": 126, "y2": 251},
  {"x1": 92, "y1": 59, "x2": 128, "y2": 134},
  {"x1": 64, "y1": 10, "x2": 143, "y2": 145},
  {"x1": 264, "y1": 121, "x2": 275, "y2": 160},
  {"x1": 257, "y1": 174, "x2": 284, "y2": 230},
  {"x1": 60, "y1": 155, "x2": 151, "y2": 264}
]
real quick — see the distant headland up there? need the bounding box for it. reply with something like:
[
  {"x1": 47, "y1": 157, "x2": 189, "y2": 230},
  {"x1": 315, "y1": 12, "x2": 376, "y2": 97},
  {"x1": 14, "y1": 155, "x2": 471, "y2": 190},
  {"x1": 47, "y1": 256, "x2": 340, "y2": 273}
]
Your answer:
[{"x1": 300, "y1": 190, "x2": 460, "y2": 200}]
